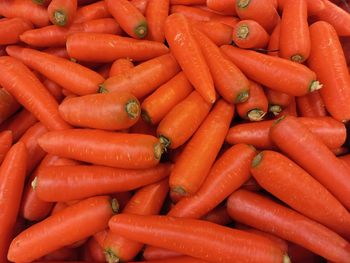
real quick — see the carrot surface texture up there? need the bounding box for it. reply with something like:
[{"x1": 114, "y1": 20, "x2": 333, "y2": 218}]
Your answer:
[{"x1": 48, "y1": 0, "x2": 77, "y2": 27}]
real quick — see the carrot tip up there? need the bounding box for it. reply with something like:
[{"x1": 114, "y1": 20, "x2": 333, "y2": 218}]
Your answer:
[
  {"x1": 125, "y1": 100, "x2": 141, "y2": 119},
  {"x1": 154, "y1": 142, "x2": 165, "y2": 160},
  {"x1": 31, "y1": 176, "x2": 38, "y2": 190},
  {"x1": 247, "y1": 109, "x2": 266, "y2": 121},
  {"x1": 141, "y1": 110, "x2": 152, "y2": 124},
  {"x1": 269, "y1": 105, "x2": 282, "y2": 116},
  {"x1": 104, "y1": 248, "x2": 120, "y2": 263},
  {"x1": 99, "y1": 85, "x2": 109, "y2": 93},
  {"x1": 171, "y1": 186, "x2": 187, "y2": 196},
  {"x1": 53, "y1": 10, "x2": 67, "y2": 27},
  {"x1": 291, "y1": 54, "x2": 304, "y2": 63},
  {"x1": 251, "y1": 152, "x2": 263, "y2": 168},
  {"x1": 237, "y1": 25, "x2": 250, "y2": 40},
  {"x1": 111, "y1": 198, "x2": 119, "y2": 214},
  {"x1": 283, "y1": 255, "x2": 291, "y2": 263},
  {"x1": 135, "y1": 22, "x2": 148, "y2": 39},
  {"x1": 159, "y1": 135, "x2": 171, "y2": 150},
  {"x1": 309, "y1": 80, "x2": 323, "y2": 93},
  {"x1": 236, "y1": 90, "x2": 250, "y2": 103},
  {"x1": 237, "y1": 0, "x2": 251, "y2": 8}
]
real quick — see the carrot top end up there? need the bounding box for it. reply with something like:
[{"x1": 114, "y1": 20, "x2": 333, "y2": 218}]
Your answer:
[
  {"x1": 247, "y1": 109, "x2": 266, "y2": 122},
  {"x1": 125, "y1": 99, "x2": 141, "y2": 119},
  {"x1": 159, "y1": 135, "x2": 171, "y2": 149},
  {"x1": 237, "y1": 25, "x2": 250, "y2": 40},
  {"x1": 134, "y1": 21, "x2": 148, "y2": 39},
  {"x1": 111, "y1": 198, "x2": 119, "y2": 214},
  {"x1": 172, "y1": 186, "x2": 187, "y2": 196},
  {"x1": 237, "y1": 0, "x2": 251, "y2": 8},
  {"x1": 251, "y1": 152, "x2": 263, "y2": 168},
  {"x1": 53, "y1": 10, "x2": 67, "y2": 27},
  {"x1": 236, "y1": 90, "x2": 249, "y2": 103},
  {"x1": 291, "y1": 54, "x2": 304, "y2": 63},
  {"x1": 283, "y1": 255, "x2": 291, "y2": 263},
  {"x1": 309, "y1": 80, "x2": 323, "y2": 93},
  {"x1": 99, "y1": 85, "x2": 109, "y2": 93},
  {"x1": 154, "y1": 142, "x2": 165, "y2": 160},
  {"x1": 269, "y1": 105, "x2": 282, "y2": 116},
  {"x1": 104, "y1": 248, "x2": 120, "y2": 263},
  {"x1": 31, "y1": 176, "x2": 38, "y2": 190}
]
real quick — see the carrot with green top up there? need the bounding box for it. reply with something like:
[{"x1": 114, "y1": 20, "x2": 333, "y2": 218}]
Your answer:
[
  {"x1": 109, "y1": 58, "x2": 134, "y2": 77},
  {"x1": 0, "y1": 88, "x2": 20, "y2": 125},
  {"x1": 0, "y1": 18, "x2": 32, "y2": 45},
  {"x1": 233, "y1": 20, "x2": 270, "y2": 49},
  {"x1": 146, "y1": 0, "x2": 169, "y2": 42},
  {"x1": 74, "y1": 1, "x2": 111, "y2": 23},
  {"x1": 48, "y1": 0, "x2": 77, "y2": 26},
  {"x1": 0, "y1": 131, "x2": 12, "y2": 165}
]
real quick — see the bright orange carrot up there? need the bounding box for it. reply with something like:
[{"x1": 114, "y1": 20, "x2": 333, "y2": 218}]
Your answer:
[
  {"x1": 0, "y1": 17, "x2": 32, "y2": 45},
  {"x1": 48, "y1": 0, "x2": 77, "y2": 26},
  {"x1": 207, "y1": 0, "x2": 237, "y2": 15},
  {"x1": 109, "y1": 58, "x2": 134, "y2": 77},
  {"x1": 170, "y1": 4, "x2": 225, "y2": 21},
  {"x1": 296, "y1": 91, "x2": 327, "y2": 117},
  {"x1": 265, "y1": 88, "x2": 292, "y2": 116},
  {"x1": 0, "y1": 130, "x2": 12, "y2": 165},
  {"x1": 233, "y1": 20, "x2": 270, "y2": 49},
  {"x1": 74, "y1": 1, "x2": 111, "y2": 23},
  {"x1": 267, "y1": 23, "x2": 280, "y2": 57},
  {"x1": 191, "y1": 20, "x2": 233, "y2": 46},
  {"x1": 146, "y1": 0, "x2": 169, "y2": 42},
  {"x1": 165, "y1": 13, "x2": 215, "y2": 103},
  {"x1": 0, "y1": 88, "x2": 20, "y2": 125}
]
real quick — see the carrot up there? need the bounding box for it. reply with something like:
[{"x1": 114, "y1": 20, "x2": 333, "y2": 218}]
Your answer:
[
  {"x1": 130, "y1": 117, "x2": 157, "y2": 136},
  {"x1": 48, "y1": 0, "x2": 77, "y2": 27},
  {"x1": 85, "y1": 237, "x2": 105, "y2": 262},
  {"x1": 41, "y1": 247, "x2": 78, "y2": 261},
  {"x1": 59, "y1": 92, "x2": 140, "y2": 130},
  {"x1": 130, "y1": 0, "x2": 149, "y2": 15},
  {"x1": 308, "y1": 21, "x2": 350, "y2": 122},
  {"x1": 201, "y1": 205, "x2": 232, "y2": 226},
  {"x1": 251, "y1": 150, "x2": 350, "y2": 239},
  {"x1": 296, "y1": 91, "x2": 327, "y2": 117},
  {"x1": 278, "y1": 0, "x2": 325, "y2": 15},
  {"x1": 193, "y1": 28, "x2": 250, "y2": 104},
  {"x1": 44, "y1": 47, "x2": 70, "y2": 59},
  {"x1": 270, "y1": 115, "x2": 350, "y2": 210},
  {"x1": 0, "y1": 0, "x2": 50, "y2": 27},
  {"x1": 227, "y1": 189, "x2": 350, "y2": 263},
  {"x1": 42, "y1": 78, "x2": 64, "y2": 103},
  {"x1": 265, "y1": 88, "x2": 292, "y2": 116},
  {"x1": 169, "y1": 99, "x2": 234, "y2": 197},
  {"x1": 6, "y1": 46, "x2": 105, "y2": 96},
  {"x1": 0, "y1": 17, "x2": 32, "y2": 45},
  {"x1": 0, "y1": 142, "x2": 27, "y2": 263},
  {"x1": 103, "y1": 179, "x2": 169, "y2": 262},
  {"x1": 211, "y1": 16, "x2": 240, "y2": 28},
  {"x1": 236, "y1": 81, "x2": 268, "y2": 121},
  {"x1": 67, "y1": 32, "x2": 169, "y2": 63},
  {"x1": 207, "y1": 0, "x2": 237, "y2": 16},
  {"x1": 38, "y1": 129, "x2": 164, "y2": 169},
  {"x1": 141, "y1": 72, "x2": 193, "y2": 125},
  {"x1": 157, "y1": 91, "x2": 211, "y2": 149},
  {"x1": 133, "y1": 257, "x2": 208, "y2": 263},
  {"x1": 221, "y1": 45, "x2": 321, "y2": 96},
  {"x1": 0, "y1": 88, "x2": 20, "y2": 125},
  {"x1": 106, "y1": 0, "x2": 148, "y2": 39},
  {"x1": 168, "y1": 143, "x2": 255, "y2": 219},
  {"x1": 35, "y1": 163, "x2": 171, "y2": 201},
  {"x1": 109, "y1": 214, "x2": 289, "y2": 263},
  {"x1": 109, "y1": 58, "x2": 134, "y2": 77},
  {"x1": 143, "y1": 246, "x2": 183, "y2": 261},
  {"x1": 8, "y1": 196, "x2": 118, "y2": 263},
  {"x1": 146, "y1": 0, "x2": 169, "y2": 42},
  {"x1": 20, "y1": 18, "x2": 122, "y2": 47},
  {"x1": 171, "y1": 0, "x2": 206, "y2": 4},
  {"x1": 233, "y1": 20, "x2": 270, "y2": 49},
  {"x1": 100, "y1": 54, "x2": 180, "y2": 98},
  {"x1": 74, "y1": 1, "x2": 111, "y2": 23},
  {"x1": 267, "y1": 23, "x2": 280, "y2": 57},
  {"x1": 0, "y1": 130, "x2": 12, "y2": 165},
  {"x1": 0, "y1": 56, "x2": 71, "y2": 131},
  {"x1": 165, "y1": 13, "x2": 215, "y2": 103},
  {"x1": 191, "y1": 20, "x2": 233, "y2": 46},
  {"x1": 170, "y1": 4, "x2": 225, "y2": 21}
]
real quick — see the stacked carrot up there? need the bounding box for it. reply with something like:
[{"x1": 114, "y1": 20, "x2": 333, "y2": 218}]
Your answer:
[{"x1": 1, "y1": 0, "x2": 350, "y2": 262}]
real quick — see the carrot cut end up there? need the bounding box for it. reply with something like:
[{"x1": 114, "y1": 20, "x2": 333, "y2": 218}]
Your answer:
[
  {"x1": 291, "y1": 54, "x2": 305, "y2": 63},
  {"x1": 141, "y1": 110, "x2": 152, "y2": 124},
  {"x1": 247, "y1": 109, "x2": 266, "y2": 122},
  {"x1": 237, "y1": 25, "x2": 250, "y2": 40},
  {"x1": 134, "y1": 22, "x2": 148, "y2": 39},
  {"x1": 99, "y1": 85, "x2": 109, "y2": 93},
  {"x1": 154, "y1": 142, "x2": 165, "y2": 160},
  {"x1": 125, "y1": 100, "x2": 141, "y2": 119},
  {"x1": 111, "y1": 198, "x2": 120, "y2": 214},
  {"x1": 251, "y1": 152, "x2": 263, "y2": 168},
  {"x1": 269, "y1": 105, "x2": 282, "y2": 116},
  {"x1": 159, "y1": 135, "x2": 171, "y2": 150},
  {"x1": 237, "y1": 0, "x2": 251, "y2": 8},
  {"x1": 309, "y1": 81, "x2": 323, "y2": 93},
  {"x1": 53, "y1": 10, "x2": 68, "y2": 27},
  {"x1": 171, "y1": 186, "x2": 187, "y2": 197},
  {"x1": 283, "y1": 255, "x2": 291, "y2": 263},
  {"x1": 104, "y1": 248, "x2": 120, "y2": 263},
  {"x1": 31, "y1": 176, "x2": 38, "y2": 190}
]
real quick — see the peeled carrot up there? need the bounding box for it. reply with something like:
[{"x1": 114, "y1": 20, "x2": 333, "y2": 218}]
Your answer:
[
  {"x1": 146, "y1": 0, "x2": 169, "y2": 42},
  {"x1": 0, "y1": 17, "x2": 32, "y2": 45},
  {"x1": 267, "y1": 23, "x2": 280, "y2": 57},
  {"x1": 109, "y1": 58, "x2": 134, "y2": 77},
  {"x1": 296, "y1": 91, "x2": 327, "y2": 117},
  {"x1": 207, "y1": 0, "x2": 236, "y2": 15},
  {"x1": 48, "y1": 0, "x2": 77, "y2": 26},
  {"x1": 233, "y1": 20, "x2": 270, "y2": 49},
  {"x1": 0, "y1": 88, "x2": 20, "y2": 125},
  {"x1": 265, "y1": 88, "x2": 292, "y2": 116},
  {"x1": 0, "y1": 130, "x2": 12, "y2": 165},
  {"x1": 74, "y1": 1, "x2": 111, "y2": 23},
  {"x1": 191, "y1": 20, "x2": 233, "y2": 46}
]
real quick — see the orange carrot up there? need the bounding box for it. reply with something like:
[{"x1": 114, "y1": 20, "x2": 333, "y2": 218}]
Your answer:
[
  {"x1": 74, "y1": 1, "x2": 111, "y2": 23},
  {"x1": 233, "y1": 20, "x2": 270, "y2": 49},
  {"x1": 0, "y1": 88, "x2": 20, "y2": 125},
  {"x1": 265, "y1": 88, "x2": 292, "y2": 116},
  {"x1": 171, "y1": 0, "x2": 206, "y2": 4},
  {"x1": 201, "y1": 205, "x2": 233, "y2": 226},
  {"x1": 0, "y1": 17, "x2": 32, "y2": 45},
  {"x1": 278, "y1": 0, "x2": 325, "y2": 15},
  {"x1": 267, "y1": 23, "x2": 280, "y2": 57},
  {"x1": 146, "y1": 0, "x2": 169, "y2": 42},
  {"x1": 211, "y1": 16, "x2": 240, "y2": 28},
  {"x1": 130, "y1": 0, "x2": 149, "y2": 15},
  {"x1": 43, "y1": 47, "x2": 70, "y2": 59},
  {"x1": 207, "y1": 0, "x2": 237, "y2": 16},
  {"x1": 170, "y1": 4, "x2": 228, "y2": 21},
  {"x1": 143, "y1": 246, "x2": 183, "y2": 261},
  {"x1": 48, "y1": 0, "x2": 77, "y2": 26},
  {"x1": 191, "y1": 20, "x2": 233, "y2": 46},
  {"x1": 0, "y1": 130, "x2": 12, "y2": 165},
  {"x1": 109, "y1": 58, "x2": 134, "y2": 77},
  {"x1": 296, "y1": 91, "x2": 327, "y2": 117},
  {"x1": 42, "y1": 78, "x2": 64, "y2": 103}
]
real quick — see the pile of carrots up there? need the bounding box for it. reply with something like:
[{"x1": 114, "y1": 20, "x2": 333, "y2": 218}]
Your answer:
[{"x1": 1, "y1": 0, "x2": 350, "y2": 262}]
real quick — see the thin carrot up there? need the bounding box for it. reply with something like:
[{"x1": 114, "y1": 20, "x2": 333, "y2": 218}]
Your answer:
[
  {"x1": 157, "y1": 91, "x2": 211, "y2": 149},
  {"x1": 0, "y1": 88, "x2": 20, "y2": 125},
  {"x1": 0, "y1": 142, "x2": 27, "y2": 263},
  {"x1": 233, "y1": 20, "x2": 270, "y2": 49},
  {"x1": 221, "y1": 45, "x2": 321, "y2": 96},
  {"x1": 296, "y1": 91, "x2": 327, "y2": 117},
  {"x1": 265, "y1": 88, "x2": 292, "y2": 116},
  {"x1": 35, "y1": 163, "x2": 171, "y2": 201},
  {"x1": 109, "y1": 58, "x2": 134, "y2": 77},
  {"x1": 6, "y1": 46, "x2": 105, "y2": 96},
  {"x1": 141, "y1": 72, "x2": 193, "y2": 125},
  {"x1": 8, "y1": 196, "x2": 118, "y2": 263},
  {"x1": 0, "y1": 130, "x2": 12, "y2": 165},
  {"x1": 74, "y1": 1, "x2": 111, "y2": 23},
  {"x1": 0, "y1": 56, "x2": 71, "y2": 131},
  {"x1": 227, "y1": 189, "x2": 350, "y2": 263},
  {"x1": 207, "y1": 0, "x2": 237, "y2": 16},
  {"x1": 100, "y1": 53, "x2": 180, "y2": 98},
  {"x1": 0, "y1": 17, "x2": 32, "y2": 45},
  {"x1": 48, "y1": 0, "x2": 77, "y2": 27},
  {"x1": 109, "y1": 214, "x2": 289, "y2": 263},
  {"x1": 169, "y1": 99, "x2": 234, "y2": 197},
  {"x1": 130, "y1": 0, "x2": 149, "y2": 15},
  {"x1": 267, "y1": 23, "x2": 280, "y2": 57},
  {"x1": 201, "y1": 205, "x2": 233, "y2": 226},
  {"x1": 146, "y1": 0, "x2": 169, "y2": 42},
  {"x1": 191, "y1": 20, "x2": 233, "y2": 46},
  {"x1": 38, "y1": 129, "x2": 164, "y2": 169},
  {"x1": 236, "y1": 81, "x2": 268, "y2": 121},
  {"x1": 143, "y1": 246, "x2": 183, "y2": 261},
  {"x1": 170, "y1": 4, "x2": 225, "y2": 21},
  {"x1": 193, "y1": 28, "x2": 250, "y2": 104},
  {"x1": 106, "y1": 0, "x2": 148, "y2": 39}
]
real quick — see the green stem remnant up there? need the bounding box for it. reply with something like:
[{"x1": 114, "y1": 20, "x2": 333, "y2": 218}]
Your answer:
[
  {"x1": 125, "y1": 100, "x2": 140, "y2": 119},
  {"x1": 53, "y1": 10, "x2": 67, "y2": 26},
  {"x1": 247, "y1": 109, "x2": 266, "y2": 121}
]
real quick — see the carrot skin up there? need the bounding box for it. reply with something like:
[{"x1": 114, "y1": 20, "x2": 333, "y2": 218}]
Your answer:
[
  {"x1": 0, "y1": 131, "x2": 12, "y2": 165},
  {"x1": 0, "y1": 88, "x2": 20, "y2": 125},
  {"x1": 109, "y1": 58, "x2": 134, "y2": 77},
  {"x1": 201, "y1": 205, "x2": 233, "y2": 226},
  {"x1": 296, "y1": 91, "x2": 327, "y2": 117},
  {"x1": 0, "y1": 18, "x2": 33, "y2": 45},
  {"x1": 48, "y1": 0, "x2": 78, "y2": 27},
  {"x1": 143, "y1": 246, "x2": 183, "y2": 261},
  {"x1": 207, "y1": 0, "x2": 236, "y2": 15},
  {"x1": 170, "y1": 4, "x2": 225, "y2": 21},
  {"x1": 146, "y1": 0, "x2": 169, "y2": 42},
  {"x1": 74, "y1": 1, "x2": 111, "y2": 23},
  {"x1": 267, "y1": 23, "x2": 280, "y2": 57}
]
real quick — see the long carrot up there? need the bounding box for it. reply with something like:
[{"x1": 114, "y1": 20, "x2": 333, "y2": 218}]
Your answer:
[
  {"x1": 296, "y1": 91, "x2": 327, "y2": 117},
  {"x1": 48, "y1": 0, "x2": 77, "y2": 26},
  {"x1": 227, "y1": 189, "x2": 350, "y2": 263},
  {"x1": 0, "y1": 56, "x2": 71, "y2": 131},
  {"x1": 169, "y1": 99, "x2": 234, "y2": 197},
  {"x1": 0, "y1": 131, "x2": 12, "y2": 165},
  {"x1": 8, "y1": 196, "x2": 118, "y2": 263},
  {"x1": 100, "y1": 54, "x2": 180, "y2": 98},
  {"x1": 74, "y1": 1, "x2": 111, "y2": 23},
  {"x1": 0, "y1": 17, "x2": 32, "y2": 45},
  {"x1": 193, "y1": 28, "x2": 250, "y2": 104},
  {"x1": 207, "y1": 0, "x2": 237, "y2": 15},
  {"x1": 0, "y1": 142, "x2": 27, "y2": 263},
  {"x1": 265, "y1": 88, "x2": 292, "y2": 116},
  {"x1": 38, "y1": 129, "x2": 164, "y2": 169},
  {"x1": 34, "y1": 163, "x2": 171, "y2": 201},
  {"x1": 109, "y1": 214, "x2": 289, "y2": 263},
  {"x1": 146, "y1": 0, "x2": 169, "y2": 42},
  {"x1": 233, "y1": 20, "x2": 270, "y2": 49},
  {"x1": 191, "y1": 20, "x2": 233, "y2": 46},
  {"x1": 157, "y1": 90, "x2": 212, "y2": 149},
  {"x1": 109, "y1": 58, "x2": 134, "y2": 77},
  {"x1": 220, "y1": 45, "x2": 322, "y2": 96},
  {"x1": 6, "y1": 46, "x2": 105, "y2": 96},
  {"x1": 0, "y1": 88, "x2": 20, "y2": 125},
  {"x1": 165, "y1": 13, "x2": 216, "y2": 104}
]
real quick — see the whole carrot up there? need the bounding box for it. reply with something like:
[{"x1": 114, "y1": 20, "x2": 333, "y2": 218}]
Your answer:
[
  {"x1": 8, "y1": 196, "x2": 118, "y2": 263},
  {"x1": 146, "y1": 0, "x2": 169, "y2": 42},
  {"x1": 0, "y1": 88, "x2": 20, "y2": 125},
  {"x1": 109, "y1": 58, "x2": 134, "y2": 77},
  {"x1": 233, "y1": 20, "x2": 270, "y2": 49},
  {"x1": 38, "y1": 129, "x2": 164, "y2": 169},
  {"x1": 74, "y1": 1, "x2": 111, "y2": 23},
  {"x1": 109, "y1": 214, "x2": 289, "y2": 263},
  {"x1": 0, "y1": 142, "x2": 27, "y2": 263},
  {"x1": 191, "y1": 20, "x2": 233, "y2": 46},
  {"x1": 48, "y1": 0, "x2": 77, "y2": 26},
  {"x1": 0, "y1": 131, "x2": 12, "y2": 165},
  {"x1": 207, "y1": 0, "x2": 237, "y2": 15},
  {"x1": 296, "y1": 91, "x2": 327, "y2": 117},
  {"x1": 0, "y1": 56, "x2": 70, "y2": 131},
  {"x1": 0, "y1": 18, "x2": 32, "y2": 45},
  {"x1": 265, "y1": 88, "x2": 292, "y2": 116},
  {"x1": 165, "y1": 13, "x2": 216, "y2": 104},
  {"x1": 221, "y1": 45, "x2": 321, "y2": 96}
]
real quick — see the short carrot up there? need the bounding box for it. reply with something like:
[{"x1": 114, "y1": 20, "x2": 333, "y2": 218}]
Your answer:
[
  {"x1": 0, "y1": 88, "x2": 20, "y2": 125},
  {"x1": 109, "y1": 58, "x2": 134, "y2": 77},
  {"x1": 157, "y1": 91, "x2": 212, "y2": 149},
  {"x1": 191, "y1": 20, "x2": 233, "y2": 46},
  {"x1": 207, "y1": 0, "x2": 237, "y2": 16},
  {"x1": 38, "y1": 129, "x2": 164, "y2": 169},
  {"x1": 146, "y1": 0, "x2": 169, "y2": 42},
  {"x1": 233, "y1": 20, "x2": 270, "y2": 49},
  {"x1": 0, "y1": 17, "x2": 32, "y2": 45},
  {"x1": 106, "y1": 0, "x2": 148, "y2": 39},
  {"x1": 6, "y1": 45, "x2": 105, "y2": 96},
  {"x1": 265, "y1": 88, "x2": 292, "y2": 116},
  {"x1": 0, "y1": 130, "x2": 12, "y2": 165},
  {"x1": 48, "y1": 0, "x2": 78, "y2": 26},
  {"x1": 296, "y1": 91, "x2": 327, "y2": 117},
  {"x1": 165, "y1": 13, "x2": 216, "y2": 103},
  {"x1": 74, "y1": 1, "x2": 111, "y2": 23},
  {"x1": 267, "y1": 23, "x2": 280, "y2": 57},
  {"x1": 35, "y1": 163, "x2": 171, "y2": 201},
  {"x1": 220, "y1": 45, "x2": 321, "y2": 96}
]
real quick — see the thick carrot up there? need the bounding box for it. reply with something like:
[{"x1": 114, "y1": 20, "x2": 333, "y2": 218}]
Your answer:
[
  {"x1": 233, "y1": 20, "x2": 270, "y2": 49},
  {"x1": 201, "y1": 205, "x2": 232, "y2": 226},
  {"x1": 267, "y1": 23, "x2": 280, "y2": 57},
  {"x1": 100, "y1": 54, "x2": 180, "y2": 98},
  {"x1": 6, "y1": 46, "x2": 105, "y2": 96},
  {"x1": 143, "y1": 246, "x2": 183, "y2": 261},
  {"x1": 157, "y1": 91, "x2": 211, "y2": 149},
  {"x1": 193, "y1": 28, "x2": 250, "y2": 104},
  {"x1": 308, "y1": 21, "x2": 350, "y2": 122},
  {"x1": 270, "y1": 115, "x2": 350, "y2": 210},
  {"x1": 0, "y1": 56, "x2": 70, "y2": 131},
  {"x1": 0, "y1": 88, "x2": 20, "y2": 125},
  {"x1": 170, "y1": 4, "x2": 224, "y2": 21},
  {"x1": 168, "y1": 144, "x2": 255, "y2": 219},
  {"x1": 146, "y1": 0, "x2": 169, "y2": 42},
  {"x1": 278, "y1": 0, "x2": 325, "y2": 15},
  {"x1": 35, "y1": 163, "x2": 171, "y2": 201},
  {"x1": 106, "y1": 0, "x2": 148, "y2": 39},
  {"x1": 236, "y1": 81, "x2": 268, "y2": 121},
  {"x1": 59, "y1": 92, "x2": 140, "y2": 130},
  {"x1": 265, "y1": 88, "x2": 292, "y2": 116},
  {"x1": 296, "y1": 91, "x2": 327, "y2": 117},
  {"x1": 67, "y1": 32, "x2": 169, "y2": 63},
  {"x1": 0, "y1": 142, "x2": 27, "y2": 263},
  {"x1": 8, "y1": 196, "x2": 117, "y2": 263},
  {"x1": 221, "y1": 45, "x2": 321, "y2": 96},
  {"x1": 74, "y1": 1, "x2": 111, "y2": 23},
  {"x1": 191, "y1": 20, "x2": 233, "y2": 46},
  {"x1": 48, "y1": 0, "x2": 77, "y2": 26},
  {"x1": 227, "y1": 189, "x2": 350, "y2": 263},
  {"x1": 251, "y1": 150, "x2": 350, "y2": 239},
  {"x1": 0, "y1": 130, "x2": 12, "y2": 165},
  {"x1": 141, "y1": 72, "x2": 193, "y2": 125},
  {"x1": 0, "y1": 17, "x2": 32, "y2": 45},
  {"x1": 207, "y1": 0, "x2": 236, "y2": 15},
  {"x1": 165, "y1": 13, "x2": 215, "y2": 103},
  {"x1": 169, "y1": 99, "x2": 234, "y2": 197},
  {"x1": 38, "y1": 129, "x2": 164, "y2": 169},
  {"x1": 109, "y1": 58, "x2": 134, "y2": 77},
  {"x1": 109, "y1": 214, "x2": 289, "y2": 263},
  {"x1": 130, "y1": 0, "x2": 149, "y2": 15}
]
